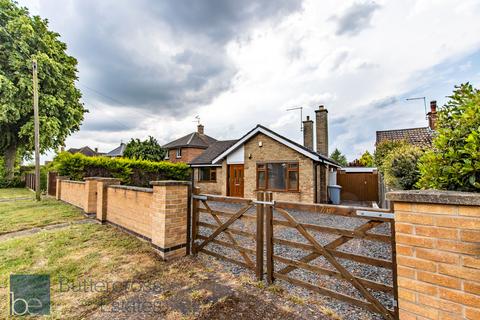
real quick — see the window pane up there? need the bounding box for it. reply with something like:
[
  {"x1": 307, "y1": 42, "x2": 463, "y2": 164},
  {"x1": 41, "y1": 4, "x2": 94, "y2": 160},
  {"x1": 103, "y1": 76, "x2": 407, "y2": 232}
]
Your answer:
[
  {"x1": 257, "y1": 171, "x2": 266, "y2": 189},
  {"x1": 210, "y1": 169, "x2": 216, "y2": 181},
  {"x1": 199, "y1": 168, "x2": 212, "y2": 181},
  {"x1": 288, "y1": 171, "x2": 298, "y2": 190},
  {"x1": 289, "y1": 163, "x2": 298, "y2": 169},
  {"x1": 268, "y1": 163, "x2": 286, "y2": 190},
  {"x1": 257, "y1": 164, "x2": 265, "y2": 169}
]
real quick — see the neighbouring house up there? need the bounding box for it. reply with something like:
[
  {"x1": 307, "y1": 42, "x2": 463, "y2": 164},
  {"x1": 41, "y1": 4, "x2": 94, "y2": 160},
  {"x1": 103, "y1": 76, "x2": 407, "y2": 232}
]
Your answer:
[
  {"x1": 190, "y1": 106, "x2": 341, "y2": 203},
  {"x1": 375, "y1": 100, "x2": 437, "y2": 147},
  {"x1": 105, "y1": 143, "x2": 126, "y2": 157},
  {"x1": 67, "y1": 146, "x2": 102, "y2": 157},
  {"x1": 163, "y1": 124, "x2": 217, "y2": 164}
]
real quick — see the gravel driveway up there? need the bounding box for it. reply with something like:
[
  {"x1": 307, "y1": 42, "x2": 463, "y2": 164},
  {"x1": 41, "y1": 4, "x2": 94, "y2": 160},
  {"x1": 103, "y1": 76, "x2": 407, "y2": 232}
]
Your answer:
[{"x1": 195, "y1": 200, "x2": 395, "y2": 320}]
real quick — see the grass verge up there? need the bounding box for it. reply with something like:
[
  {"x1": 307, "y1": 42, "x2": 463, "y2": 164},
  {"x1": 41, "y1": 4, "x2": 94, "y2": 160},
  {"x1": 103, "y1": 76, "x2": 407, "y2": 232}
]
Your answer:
[{"x1": 0, "y1": 188, "x2": 34, "y2": 199}]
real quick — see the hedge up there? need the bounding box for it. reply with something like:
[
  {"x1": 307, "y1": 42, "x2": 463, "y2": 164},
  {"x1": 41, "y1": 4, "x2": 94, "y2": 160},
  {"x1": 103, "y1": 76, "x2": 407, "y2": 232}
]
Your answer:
[{"x1": 51, "y1": 152, "x2": 191, "y2": 187}]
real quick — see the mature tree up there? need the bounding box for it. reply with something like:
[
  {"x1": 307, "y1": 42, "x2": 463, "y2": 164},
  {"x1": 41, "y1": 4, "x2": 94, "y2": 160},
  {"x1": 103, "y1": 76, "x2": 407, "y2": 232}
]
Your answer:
[
  {"x1": 374, "y1": 140, "x2": 409, "y2": 170},
  {"x1": 359, "y1": 150, "x2": 374, "y2": 167},
  {"x1": 0, "y1": 0, "x2": 85, "y2": 180},
  {"x1": 382, "y1": 144, "x2": 423, "y2": 190},
  {"x1": 123, "y1": 136, "x2": 166, "y2": 162},
  {"x1": 417, "y1": 83, "x2": 480, "y2": 191},
  {"x1": 330, "y1": 148, "x2": 347, "y2": 166}
]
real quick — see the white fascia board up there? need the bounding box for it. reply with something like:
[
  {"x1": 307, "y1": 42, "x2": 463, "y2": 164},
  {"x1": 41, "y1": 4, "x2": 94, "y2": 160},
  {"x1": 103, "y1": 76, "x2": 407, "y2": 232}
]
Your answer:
[
  {"x1": 212, "y1": 126, "x2": 320, "y2": 163},
  {"x1": 190, "y1": 164, "x2": 222, "y2": 168}
]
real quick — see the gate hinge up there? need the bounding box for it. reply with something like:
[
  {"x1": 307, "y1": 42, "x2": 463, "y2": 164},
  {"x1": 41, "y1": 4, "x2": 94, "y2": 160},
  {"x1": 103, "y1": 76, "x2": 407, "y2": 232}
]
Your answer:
[
  {"x1": 192, "y1": 195, "x2": 208, "y2": 201},
  {"x1": 393, "y1": 299, "x2": 398, "y2": 307}
]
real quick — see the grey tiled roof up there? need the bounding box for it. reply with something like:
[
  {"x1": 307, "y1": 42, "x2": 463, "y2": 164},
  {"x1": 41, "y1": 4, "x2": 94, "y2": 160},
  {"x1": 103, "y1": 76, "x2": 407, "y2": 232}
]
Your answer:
[
  {"x1": 376, "y1": 127, "x2": 434, "y2": 147},
  {"x1": 163, "y1": 132, "x2": 217, "y2": 149},
  {"x1": 190, "y1": 140, "x2": 238, "y2": 165},
  {"x1": 106, "y1": 143, "x2": 126, "y2": 157},
  {"x1": 67, "y1": 146, "x2": 99, "y2": 157}
]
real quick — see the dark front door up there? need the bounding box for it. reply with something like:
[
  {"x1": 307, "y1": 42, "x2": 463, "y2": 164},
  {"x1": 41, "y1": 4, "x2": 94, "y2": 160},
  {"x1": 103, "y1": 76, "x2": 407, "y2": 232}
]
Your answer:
[{"x1": 228, "y1": 164, "x2": 244, "y2": 197}]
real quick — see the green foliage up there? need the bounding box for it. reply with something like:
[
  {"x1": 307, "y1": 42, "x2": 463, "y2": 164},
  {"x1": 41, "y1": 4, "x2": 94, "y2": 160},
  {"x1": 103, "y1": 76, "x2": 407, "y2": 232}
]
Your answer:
[
  {"x1": 330, "y1": 148, "x2": 347, "y2": 166},
  {"x1": 123, "y1": 136, "x2": 166, "y2": 161},
  {"x1": 382, "y1": 144, "x2": 423, "y2": 190},
  {"x1": 0, "y1": 0, "x2": 86, "y2": 178},
  {"x1": 417, "y1": 83, "x2": 480, "y2": 191},
  {"x1": 374, "y1": 140, "x2": 409, "y2": 170},
  {"x1": 51, "y1": 152, "x2": 191, "y2": 187},
  {"x1": 359, "y1": 150, "x2": 374, "y2": 167}
]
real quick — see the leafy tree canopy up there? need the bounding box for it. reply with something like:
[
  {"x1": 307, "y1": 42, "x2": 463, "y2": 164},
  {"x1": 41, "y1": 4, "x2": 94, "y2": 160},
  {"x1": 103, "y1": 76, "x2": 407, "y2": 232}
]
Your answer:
[
  {"x1": 123, "y1": 136, "x2": 166, "y2": 162},
  {"x1": 359, "y1": 150, "x2": 374, "y2": 167},
  {"x1": 0, "y1": 0, "x2": 86, "y2": 179},
  {"x1": 374, "y1": 140, "x2": 409, "y2": 170},
  {"x1": 382, "y1": 144, "x2": 423, "y2": 190},
  {"x1": 417, "y1": 83, "x2": 480, "y2": 191},
  {"x1": 330, "y1": 148, "x2": 347, "y2": 166}
]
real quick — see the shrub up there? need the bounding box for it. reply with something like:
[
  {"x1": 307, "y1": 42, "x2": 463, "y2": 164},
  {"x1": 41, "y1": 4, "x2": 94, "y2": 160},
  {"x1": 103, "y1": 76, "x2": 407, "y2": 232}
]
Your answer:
[
  {"x1": 374, "y1": 140, "x2": 409, "y2": 170},
  {"x1": 123, "y1": 136, "x2": 166, "y2": 161},
  {"x1": 381, "y1": 144, "x2": 423, "y2": 190},
  {"x1": 359, "y1": 150, "x2": 374, "y2": 167},
  {"x1": 51, "y1": 152, "x2": 191, "y2": 187},
  {"x1": 417, "y1": 83, "x2": 480, "y2": 191}
]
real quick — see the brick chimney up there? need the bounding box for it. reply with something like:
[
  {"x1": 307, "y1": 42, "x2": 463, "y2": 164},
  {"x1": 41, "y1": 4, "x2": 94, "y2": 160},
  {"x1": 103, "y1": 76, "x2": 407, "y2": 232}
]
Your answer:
[
  {"x1": 197, "y1": 124, "x2": 204, "y2": 134},
  {"x1": 303, "y1": 116, "x2": 314, "y2": 150},
  {"x1": 427, "y1": 101, "x2": 437, "y2": 130},
  {"x1": 315, "y1": 105, "x2": 329, "y2": 156}
]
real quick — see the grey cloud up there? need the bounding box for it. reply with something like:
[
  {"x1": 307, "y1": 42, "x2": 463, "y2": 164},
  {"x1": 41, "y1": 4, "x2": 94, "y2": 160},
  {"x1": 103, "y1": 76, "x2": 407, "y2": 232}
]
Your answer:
[
  {"x1": 39, "y1": 0, "x2": 302, "y2": 117},
  {"x1": 333, "y1": 2, "x2": 380, "y2": 36}
]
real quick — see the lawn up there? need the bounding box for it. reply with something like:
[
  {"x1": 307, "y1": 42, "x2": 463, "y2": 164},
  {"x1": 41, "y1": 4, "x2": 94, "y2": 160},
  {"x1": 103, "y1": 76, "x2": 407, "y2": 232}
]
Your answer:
[
  {"x1": 0, "y1": 197, "x2": 85, "y2": 235},
  {"x1": 0, "y1": 188, "x2": 34, "y2": 199}
]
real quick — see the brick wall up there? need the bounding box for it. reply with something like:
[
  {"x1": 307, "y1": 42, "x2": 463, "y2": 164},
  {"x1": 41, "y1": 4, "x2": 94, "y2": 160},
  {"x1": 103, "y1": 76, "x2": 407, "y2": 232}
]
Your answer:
[
  {"x1": 57, "y1": 177, "x2": 191, "y2": 261},
  {"x1": 58, "y1": 180, "x2": 86, "y2": 209},
  {"x1": 106, "y1": 185, "x2": 155, "y2": 239},
  {"x1": 244, "y1": 133, "x2": 315, "y2": 202},
  {"x1": 167, "y1": 147, "x2": 205, "y2": 164},
  {"x1": 388, "y1": 190, "x2": 480, "y2": 320}
]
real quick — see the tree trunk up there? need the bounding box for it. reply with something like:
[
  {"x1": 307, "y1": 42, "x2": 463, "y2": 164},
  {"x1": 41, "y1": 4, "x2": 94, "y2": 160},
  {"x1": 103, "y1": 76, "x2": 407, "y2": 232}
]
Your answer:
[{"x1": 4, "y1": 144, "x2": 17, "y2": 180}]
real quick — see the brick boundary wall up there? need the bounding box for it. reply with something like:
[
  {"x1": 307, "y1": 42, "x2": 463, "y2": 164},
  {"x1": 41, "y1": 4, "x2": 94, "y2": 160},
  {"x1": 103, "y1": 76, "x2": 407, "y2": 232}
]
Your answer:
[
  {"x1": 387, "y1": 190, "x2": 480, "y2": 320},
  {"x1": 56, "y1": 177, "x2": 191, "y2": 261}
]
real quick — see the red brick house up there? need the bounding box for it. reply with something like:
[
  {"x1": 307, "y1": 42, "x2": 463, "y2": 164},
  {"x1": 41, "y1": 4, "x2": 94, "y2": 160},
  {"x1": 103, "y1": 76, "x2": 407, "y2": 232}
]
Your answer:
[
  {"x1": 189, "y1": 106, "x2": 340, "y2": 203},
  {"x1": 163, "y1": 124, "x2": 217, "y2": 164}
]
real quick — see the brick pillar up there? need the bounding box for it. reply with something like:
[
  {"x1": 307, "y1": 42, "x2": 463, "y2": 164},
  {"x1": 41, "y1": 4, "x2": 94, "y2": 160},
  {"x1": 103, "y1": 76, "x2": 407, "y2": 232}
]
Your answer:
[
  {"x1": 83, "y1": 177, "x2": 102, "y2": 214},
  {"x1": 95, "y1": 178, "x2": 121, "y2": 223},
  {"x1": 387, "y1": 190, "x2": 480, "y2": 320},
  {"x1": 55, "y1": 176, "x2": 69, "y2": 200},
  {"x1": 150, "y1": 180, "x2": 191, "y2": 261}
]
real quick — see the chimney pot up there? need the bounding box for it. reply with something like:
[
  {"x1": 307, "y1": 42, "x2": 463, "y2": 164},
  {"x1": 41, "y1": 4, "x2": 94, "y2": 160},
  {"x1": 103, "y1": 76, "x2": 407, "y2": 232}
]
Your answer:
[
  {"x1": 428, "y1": 101, "x2": 437, "y2": 130},
  {"x1": 197, "y1": 124, "x2": 204, "y2": 134}
]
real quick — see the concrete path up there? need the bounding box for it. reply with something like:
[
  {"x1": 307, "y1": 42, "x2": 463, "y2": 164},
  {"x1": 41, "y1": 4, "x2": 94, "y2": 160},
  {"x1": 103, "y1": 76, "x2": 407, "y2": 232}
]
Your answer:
[{"x1": 0, "y1": 219, "x2": 98, "y2": 242}]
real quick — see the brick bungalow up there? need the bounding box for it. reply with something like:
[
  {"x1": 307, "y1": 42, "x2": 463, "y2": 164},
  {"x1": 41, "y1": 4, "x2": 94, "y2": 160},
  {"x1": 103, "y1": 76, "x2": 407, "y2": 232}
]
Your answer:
[{"x1": 188, "y1": 106, "x2": 340, "y2": 203}]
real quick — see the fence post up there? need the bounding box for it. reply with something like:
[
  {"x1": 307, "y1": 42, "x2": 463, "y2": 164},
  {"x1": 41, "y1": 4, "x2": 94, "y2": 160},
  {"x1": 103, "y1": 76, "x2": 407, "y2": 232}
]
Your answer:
[
  {"x1": 256, "y1": 192, "x2": 265, "y2": 281},
  {"x1": 265, "y1": 191, "x2": 274, "y2": 284},
  {"x1": 191, "y1": 186, "x2": 200, "y2": 255}
]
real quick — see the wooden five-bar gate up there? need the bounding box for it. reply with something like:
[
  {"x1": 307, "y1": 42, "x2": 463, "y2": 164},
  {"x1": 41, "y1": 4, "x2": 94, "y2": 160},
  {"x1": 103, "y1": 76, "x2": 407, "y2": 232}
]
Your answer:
[{"x1": 192, "y1": 188, "x2": 398, "y2": 320}]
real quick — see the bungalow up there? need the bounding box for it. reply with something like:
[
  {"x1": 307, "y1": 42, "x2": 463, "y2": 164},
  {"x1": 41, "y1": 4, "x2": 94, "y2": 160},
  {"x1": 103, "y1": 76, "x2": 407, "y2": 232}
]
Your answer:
[{"x1": 189, "y1": 106, "x2": 340, "y2": 203}]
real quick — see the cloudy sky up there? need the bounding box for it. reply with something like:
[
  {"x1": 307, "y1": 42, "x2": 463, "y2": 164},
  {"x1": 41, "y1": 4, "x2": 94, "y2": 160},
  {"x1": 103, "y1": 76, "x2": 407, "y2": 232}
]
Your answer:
[{"x1": 19, "y1": 0, "x2": 480, "y2": 162}]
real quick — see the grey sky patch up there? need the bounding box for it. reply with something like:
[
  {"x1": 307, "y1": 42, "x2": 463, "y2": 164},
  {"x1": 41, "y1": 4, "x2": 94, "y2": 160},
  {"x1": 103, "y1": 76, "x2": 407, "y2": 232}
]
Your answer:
[
  {"x1": 333, "y1": 2, "x2": 381, "y2": 36},
  {"x1": 35, "y1": 0, "x2": 303, "y2": 117}
]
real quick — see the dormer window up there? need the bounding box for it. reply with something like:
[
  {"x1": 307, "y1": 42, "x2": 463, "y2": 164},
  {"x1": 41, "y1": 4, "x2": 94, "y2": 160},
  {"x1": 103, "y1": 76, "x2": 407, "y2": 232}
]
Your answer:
[{"x1": 176, "y1": 148, "x2": 182, "y2": 158}]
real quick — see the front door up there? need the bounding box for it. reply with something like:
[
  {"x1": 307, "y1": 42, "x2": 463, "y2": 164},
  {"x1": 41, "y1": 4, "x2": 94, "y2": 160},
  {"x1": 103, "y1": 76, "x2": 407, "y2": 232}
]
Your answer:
[{"x1": 228, "y1": 164, "x2": 244, "y2": 197}]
